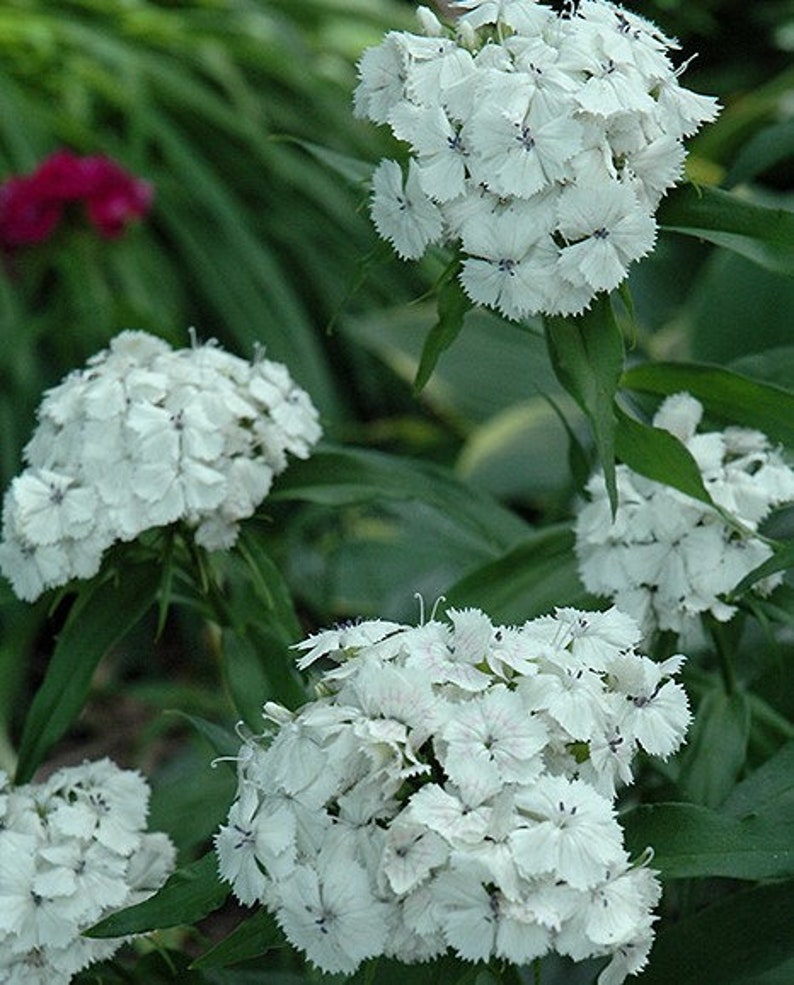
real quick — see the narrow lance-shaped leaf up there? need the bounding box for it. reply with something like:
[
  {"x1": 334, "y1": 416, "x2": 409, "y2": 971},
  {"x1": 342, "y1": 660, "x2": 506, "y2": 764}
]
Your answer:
[
  {"x1": 237, "y1": 529, "x2": 302, "y2": 641},
  {"x1": 544, "y1": 295, "x2": 623, "y2": 513},
  {"x1": 414, "y1": 261, "x2": 473, "y2": 393},
  {"x1": 658, "y1": 183, "x2": 794, "y2": 277},
  {"x1": 167, "y1": 711, "x2": 242, "y2": 768},
  {"x1": 542, "y1": 391, "x2": 593, "y2": 493},
  {"x1": 191, "y1": 908, "x2": 284, "y2": 969},
  {"x1": 721, "y1": 738, "x2": 794, "y2": 819},
  {"x1": 677, "y1": 689, "x2": 751, "y2": 809},
  {"x1": 725, "y1": 118, "x2": 794, "y2": 188},
  {"x1": 445, "y1": 525, "x2": 592, "y2": 624},
  {"x1": 272, "y1": 444, "x2": 529, "y2": 551},
  {"x1": 15, "y1": 564, "x2": 159, "y2": 784},
  {"x1": 613, "y1": 404, "x2": 714, "y2": 507},
  {"x1": 729, "y1": 539, "x2": 794, "y2": 598},
  {"x1": 622, "y1": 360, "x2": 794, "y2": 449},
  {"x1": 87, "y1": 853, "x2": 229, "y2": 938}
]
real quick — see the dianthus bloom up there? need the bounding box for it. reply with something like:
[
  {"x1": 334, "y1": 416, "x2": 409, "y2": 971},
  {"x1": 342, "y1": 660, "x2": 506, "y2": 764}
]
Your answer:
[
  {"x1": 216, "y1": 604, "x2": 690, "y2": 983},
  {"x1": 576, "y1": 392, "x2": 794, "y2": 637},
  {"x1": 354, "y1": 1, "x2": 718, "y2": 320},
  {"x1": 0, "y1": 758, "x2": 175, "y2": 985},
  {"x1": 0, "y1": 149, "x2": 153, "y2": 249},
  {"x1": 0, "y1": 330, "x2": 322, "y2": 601}
]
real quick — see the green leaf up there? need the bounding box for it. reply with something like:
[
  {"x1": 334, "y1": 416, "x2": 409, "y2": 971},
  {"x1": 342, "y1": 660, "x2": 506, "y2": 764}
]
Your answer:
[
  {"x1": 285, "y1": 136, "x2": 375, "y2": 186},
  {"x1": 414, "y1": 267, "x2": 473, "y2": 393},
  {"x1": 445, "y1": 525, "x2": 592, "y2": 624},
  {"x1": 658, "y1": 184, "x2": 794, "y2": 277},
  {"x1": 544, "y1": 296, "x2": 624, "y2": 513},
  {"x1": 677, "y1": 689, "x2": 751, "y2": 808},
  {"x1": 725, "y1": 118, "x2": 794, "y2": 188},
  {"x1": 730, "y1": 539, "x2": 794, "y2": 598},
  {"x1": 721, "y1": 739, "x2": 794, "y2": 820},
  {"x1": 236, "y1": 530, "x2": 302, "y2": 641},
  {"x1": 168, "y1": 711, "x2": 241, "y2": 766},
  {"x1": 613, "y1": 404, "x2": 713, "y2": 506},
  {"x1": 636, "y1": 880, "x2": 794, "y2": 985},
  {"x1": 621, "y1": 361, "x2": 794, "y2": 448},
  {"x1": 272, "y1": 445, "x2": 529, "y2": 552},
  {"x1": 191, "y1": 908, "x2": 284, "y2": 969},
  {"x1": 622, "y1": 801, "x2": 794, "y2": 880},
  {"x1": 731, "y1": 345, "x2": 794, "y2": 391},
  {"x1": 14, "y1": 565, "x2": 159, "y2": 784},
  {"x1": 87, "y1": 853, "x2": 228, "y2": 938},
  {"x1": 544, "y1": 392, "x2": 592, "y2": 493},
  {"x1": 221, "y1": 626, "x2": 305, "y2": 729}
]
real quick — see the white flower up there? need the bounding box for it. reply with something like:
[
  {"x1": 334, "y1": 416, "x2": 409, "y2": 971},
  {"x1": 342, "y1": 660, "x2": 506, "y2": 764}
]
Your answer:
[
  {"x1": 607, "y1": 653, "x2": 691, "y2": 758},
  {"x1": 438, "y1": 685, "x2": 547, "y2": 802},
  {"x1": 389, "y1": 102, "x2": 469, "y2": 202},
  {"x1": 9, "y1": 470, "x2": 97, "y2": 547},
  {"x1": 355, "y1": 0, "x2": 718, "y2": 320},
  {"x1": 0, "y1": 759, "x2": 174, "y2": 981},
  {"x1": 576, "y1": 392, "x2": 794, "y2": 637},
  {"x1": 466, "y1": 101, "x2": 584, "y2": 199},
  {"x1": 293, "y1": 617, "x2": 402, "y2": 670},
  {"x1": 510, "y1": 775, "x2": 627, "y2": 890},
  {"x1": 275, "y1": 848, "x2": 391, "y2": 974},
  {"x1": 459, "y1": 215, "x2": 559, "y2": 320},
  {"x1": 353, "y1": 34, "x2": 408, "y2": 124},
  {"x1": 217, "y1": 601, "x2": 690, "y2": 974},
  {"x1": 556, "y1": 182, "x2": 657, "y2": 294},
  {"x1": 370, "y1": 159, "x2": 444, "y2": 260},
  {"x1": 0, "y1": 331, "x2": 322, "y2": 601},
  {"x1": 381, "y1": 822, "x2": 449, "y2": 895}
]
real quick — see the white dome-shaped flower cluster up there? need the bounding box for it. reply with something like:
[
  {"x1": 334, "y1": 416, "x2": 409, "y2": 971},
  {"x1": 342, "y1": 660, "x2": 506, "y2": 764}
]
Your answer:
[
  {"x1": 216, "y1": 604, "x2": 690, "y2": 983},
  {"x1": 0, "y1": 330, "x2": 322, "y2": 601},
  {"x1": 576, "y1": 392, "x2": 794, "y2": 637},
  {"x1": 0, "y1": 758, "x2": 175, "y2": 985},
  {"x1": 355, "y1": 1, "x2": 718, "y2": 320}
]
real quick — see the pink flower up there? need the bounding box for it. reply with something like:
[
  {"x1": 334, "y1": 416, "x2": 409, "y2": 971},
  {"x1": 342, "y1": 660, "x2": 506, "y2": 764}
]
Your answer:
[
  {"x1": 82, "y1": 156, "x2": 154, "y2": 238},
  {"x1": 0, "y1": 149, "x2": 154, "y2": 249},
  {"x1": 0, "y1": 176, "x2": 63, "y2": 246}
]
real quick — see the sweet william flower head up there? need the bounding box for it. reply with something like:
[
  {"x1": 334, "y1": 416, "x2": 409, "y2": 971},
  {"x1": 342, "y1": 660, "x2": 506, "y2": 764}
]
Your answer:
[
  {"x1": 0, "y1": 149, "x2": 153, "y2": 250},
  {"x1": 0, "y1": 759, "x2": 175, "y2": 983},
  {"x1": 0, "y1": 330, "x2": 322, "y2": 601},
  {"x1": 217, "y1": 601, "x2": 689, "y2": 981},
  {"x1": 576, "y1": 392, "x2": 794, "y2": 638},
  {"x1": 355, "y1": 1, "x2": 718, "y2": 321}
]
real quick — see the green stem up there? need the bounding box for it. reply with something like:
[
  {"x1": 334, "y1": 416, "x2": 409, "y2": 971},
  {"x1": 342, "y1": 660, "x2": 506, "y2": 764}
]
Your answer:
[{"x1": 533, "y1": 957, "x2": 542, "y2": 985}]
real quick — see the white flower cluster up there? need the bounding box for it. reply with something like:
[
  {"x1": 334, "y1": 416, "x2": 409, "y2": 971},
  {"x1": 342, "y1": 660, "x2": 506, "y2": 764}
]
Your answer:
[
  {"x1": 0, "y1": 758, "x2": 175, "y2": 985},
  {"x1": 216, "y1": 604, "x2": 690, "y2": 983},
  {"x1": 354, "y1": 1, "x2": 718, "y2": 320},
  {"x1": 0, "y1": 330, "x2": 322, "y2": 602},
  {"x1": 576, "y1": 392, "x2": 794, "y2": 637}
]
